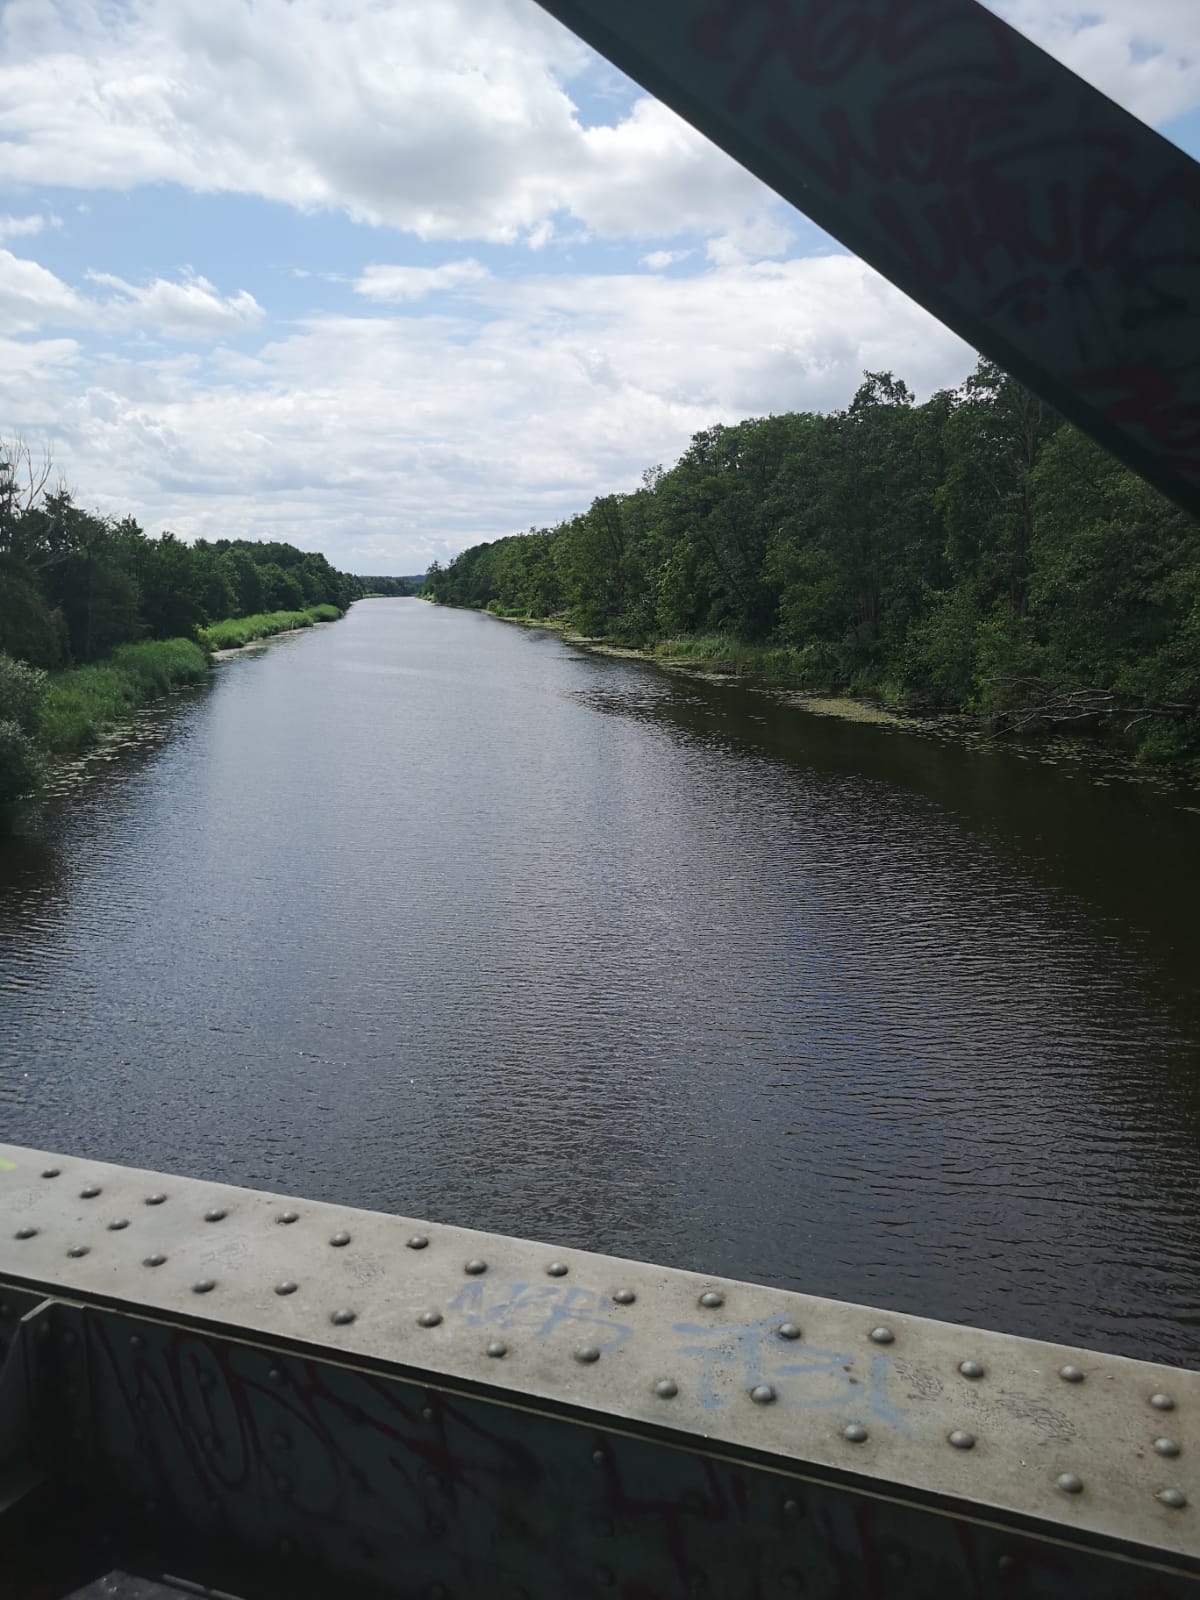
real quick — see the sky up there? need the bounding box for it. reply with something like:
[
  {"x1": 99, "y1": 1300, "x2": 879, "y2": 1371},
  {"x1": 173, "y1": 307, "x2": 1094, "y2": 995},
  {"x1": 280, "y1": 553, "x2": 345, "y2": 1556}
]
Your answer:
[{"x1": 1, "y1": 1, "x2": 1198, "y2": 576}]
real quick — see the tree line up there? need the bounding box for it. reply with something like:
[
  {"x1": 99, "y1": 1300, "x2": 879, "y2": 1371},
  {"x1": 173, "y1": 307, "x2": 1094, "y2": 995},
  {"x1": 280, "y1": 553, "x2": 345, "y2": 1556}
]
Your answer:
[
  {"x1": 0, "y1": 438, "x2": 361, "y2": 670},
  {"x1": 425, "y1": 360, "x2": 1200, "y2": 774}
]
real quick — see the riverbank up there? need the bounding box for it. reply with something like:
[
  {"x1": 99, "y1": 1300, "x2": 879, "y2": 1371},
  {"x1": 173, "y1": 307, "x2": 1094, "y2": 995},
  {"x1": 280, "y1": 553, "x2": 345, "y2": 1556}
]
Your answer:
[
  {"x1": 1, "y1": 606, "x2": 350, "y2": 826},
  {"x1": 41, "y1": 639, "x2": 210, "y2": 755},
  {"x1": 199, "y1": 604, "x2": 341, "y2": 651},
  {"x1": 479, "y1": 609, "x2": 1194, "y2": 791}
]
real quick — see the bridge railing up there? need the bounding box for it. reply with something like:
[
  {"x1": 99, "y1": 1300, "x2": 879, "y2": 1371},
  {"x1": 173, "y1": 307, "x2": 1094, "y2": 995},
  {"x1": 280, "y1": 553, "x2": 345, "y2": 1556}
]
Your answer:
[{"x1": 0, "y1": 1143, "x2": 1195, "y2": 1597}]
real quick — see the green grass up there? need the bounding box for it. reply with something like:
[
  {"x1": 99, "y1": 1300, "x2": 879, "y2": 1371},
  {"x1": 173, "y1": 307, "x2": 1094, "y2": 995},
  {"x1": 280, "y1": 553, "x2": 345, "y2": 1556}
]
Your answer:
[
  {"x1": 651, "y1": 633, "x2": 822, "y2": 684},
  {"x1": 40, "y1": 638, "x2": 210, "y2": 754},
  {"x1": 199, "y1": 604, "x2": 341, "y2": 651}
]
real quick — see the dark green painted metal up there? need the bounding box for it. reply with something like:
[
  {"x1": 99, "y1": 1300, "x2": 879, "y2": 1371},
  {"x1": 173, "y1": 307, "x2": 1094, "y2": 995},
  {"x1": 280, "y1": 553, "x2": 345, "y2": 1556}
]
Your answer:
[
  {"x1": 1, "y1": 1299, "x2": 1197, "y2": 1599},
  {"x1": 532, "y1": 0, "x2": 1200, "y2": 515}
]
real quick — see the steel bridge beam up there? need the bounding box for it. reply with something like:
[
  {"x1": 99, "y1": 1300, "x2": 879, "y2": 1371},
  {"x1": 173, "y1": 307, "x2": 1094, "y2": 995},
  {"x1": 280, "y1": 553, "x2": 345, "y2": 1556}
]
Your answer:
[
  {"x1": 531, "y1": 0, "x2": 1200, "y2": 518},
  {"x1": 0, "y1": 1144, "x2": 1196, "y2": 1598}
]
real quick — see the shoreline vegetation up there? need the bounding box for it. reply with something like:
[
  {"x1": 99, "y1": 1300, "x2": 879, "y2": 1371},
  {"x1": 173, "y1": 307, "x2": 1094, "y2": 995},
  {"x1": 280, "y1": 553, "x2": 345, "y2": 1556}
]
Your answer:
[
  {"x1": 425, "y1": 359, "x2": 1200, "y2": 783},
  {"x1": 2, "y1": 607, "x2": 350, "y2": 826},
  {"x1": 200, "y1": 603, "x2": 342, "y2": 651},
  {"x1": 1, "y1": 449, "x2": 364, "y2": 824}
]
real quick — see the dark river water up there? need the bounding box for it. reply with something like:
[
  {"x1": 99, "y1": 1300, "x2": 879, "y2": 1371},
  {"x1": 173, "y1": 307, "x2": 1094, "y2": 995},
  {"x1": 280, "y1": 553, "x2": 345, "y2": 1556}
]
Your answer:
[{"x1": 2, "y1": 599, "x2": 1198, "y2": 1365}]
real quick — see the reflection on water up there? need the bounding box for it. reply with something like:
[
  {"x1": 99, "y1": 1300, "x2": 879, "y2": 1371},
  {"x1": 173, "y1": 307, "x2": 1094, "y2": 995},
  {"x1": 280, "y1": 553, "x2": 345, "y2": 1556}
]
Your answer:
[{"x1": 1, "y1": 600, "x2": 1198, "y2": 1364}]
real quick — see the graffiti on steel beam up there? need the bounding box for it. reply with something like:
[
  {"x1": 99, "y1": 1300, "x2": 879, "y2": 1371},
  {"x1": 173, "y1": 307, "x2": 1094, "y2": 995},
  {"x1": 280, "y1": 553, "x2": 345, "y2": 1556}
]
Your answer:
[
  {"x1": 534, "y1": 0, "x2": 1200, "y2": 512},
  {"x1": 65, "y1": 1317, "x2": 1188, "y2": 1599}
]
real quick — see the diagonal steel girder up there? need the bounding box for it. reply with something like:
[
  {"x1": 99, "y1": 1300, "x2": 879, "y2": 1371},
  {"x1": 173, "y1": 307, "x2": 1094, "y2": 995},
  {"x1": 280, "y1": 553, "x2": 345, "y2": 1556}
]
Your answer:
[{"x1": 532, "y1": 0, "x2": 1200, "y2": 517}]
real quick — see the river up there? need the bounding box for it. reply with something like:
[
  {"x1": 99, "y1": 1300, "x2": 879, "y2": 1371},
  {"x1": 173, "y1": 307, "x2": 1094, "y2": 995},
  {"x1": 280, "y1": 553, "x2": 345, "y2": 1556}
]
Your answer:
[{"x1": 2, "y1": 598, "x2": 1198, "y2": 1365}]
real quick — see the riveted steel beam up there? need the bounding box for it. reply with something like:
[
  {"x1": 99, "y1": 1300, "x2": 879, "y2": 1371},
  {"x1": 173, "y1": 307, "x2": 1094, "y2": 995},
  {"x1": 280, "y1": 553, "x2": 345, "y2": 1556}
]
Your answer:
[
  {"x1": 531, "y1": 0, "x2": 1200, "y2": 517},
  {"x1": 0, "y1": 1144, "x2": 1196, "y2": 1598}
]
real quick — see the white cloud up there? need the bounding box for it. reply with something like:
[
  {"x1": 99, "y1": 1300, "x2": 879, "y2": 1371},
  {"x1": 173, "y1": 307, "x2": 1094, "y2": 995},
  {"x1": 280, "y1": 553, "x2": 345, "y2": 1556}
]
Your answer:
[
  {"x1": 0, "y1": 211, "x2": 59, "y2": 240},
  {"x1": 86, "y1": 270, "x2": 264, "y2": 338},
  {"x1": 0, "y1": 0, "x2": 773, "y2": 244},
  {"x1": 640, "y1": 249, "x2": 693, "y2": 271},
  {"x1": 0, "y1": 247, "x2": 82, "y2": 332},
  {"x1": 0, "y1": 249, "x2": 261, "y2": 340},
  {"x1": 0, "y1": 253, "x2": 971, "y2": 569},
  {"x1": 355, "y1": 259, "x2": 490, "y2": 303},
  {"x1": 982, "y1": 0, "x2": 1200, "y2": 125}
]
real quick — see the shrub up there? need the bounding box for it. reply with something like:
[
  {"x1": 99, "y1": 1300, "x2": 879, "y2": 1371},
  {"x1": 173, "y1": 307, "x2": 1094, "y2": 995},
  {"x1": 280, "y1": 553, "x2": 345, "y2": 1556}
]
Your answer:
[
  {"x1": 198, "y1": 605, "x2": 341, "y2": 651},
  {"x1": 41, "y1": 639, "x2": 209, "y2": 754},
  {"x1": 0, "y1": 652, "x2": 48, "y2": 735},
  {"x1": 0, "y1": 719, "x2": 44, "y2": 807}
]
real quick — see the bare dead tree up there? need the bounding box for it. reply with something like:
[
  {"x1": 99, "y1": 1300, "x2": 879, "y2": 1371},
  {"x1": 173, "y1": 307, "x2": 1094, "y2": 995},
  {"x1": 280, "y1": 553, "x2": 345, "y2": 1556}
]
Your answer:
[
  {"x1": 985, "y1": 677, "x2": 1191, "y2": 737},
  {"x1": 0, "y1": 435, "x2": 54, "y2": 520}
]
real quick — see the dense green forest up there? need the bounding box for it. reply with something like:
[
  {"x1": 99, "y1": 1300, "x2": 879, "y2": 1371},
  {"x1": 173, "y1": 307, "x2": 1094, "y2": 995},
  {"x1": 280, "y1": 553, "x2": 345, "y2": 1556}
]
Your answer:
[
  {"x1": 0, "y1": 443, "x2": 359, "y2": 669},
  {"x1": 427, "y1": 359, "x2": 1200, "y2": 776},
  {"x1": 358, "y1": 575, "x2": 422, "y2": 597},
  {"x1": 0, "y1": 440, "x2": 361, "y2": 814}
]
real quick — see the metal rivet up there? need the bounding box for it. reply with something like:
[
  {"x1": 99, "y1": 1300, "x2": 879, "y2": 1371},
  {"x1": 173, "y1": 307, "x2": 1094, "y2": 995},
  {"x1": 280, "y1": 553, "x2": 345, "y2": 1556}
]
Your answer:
[
  {"x1": 959, "y1": 1360, "x2": 985, "y2": 1379},
  {"x1": 422, "y1": 1405, "x2": 437, "y2": 1422},
  {"x1": 331, "y1": 1309, "x2": 356, "y2": 1326},
  {"x1": 129, "y1": 1334, "x2": 145, "y2": 1350},
  {"x1": 547, "y1": 1262, "x2": 568, "y2": 1277},
  {"x1": 14, "y1": 1227, "x2": 37, "y2": 1240},
  {"x1": 145, "y1": 1193, "x2": 166, "y2": 1206},
  {"x1": 464, "y1": 1258, "x2": 486, "y2": 1275},
  {"x1": 750, "y1": 1384, "x2": 776, "y2": 1405},
  {"x1": 205, "y1": 1208, "x2": 227, "y2": 1223},
  {"x1": 144, "y1": 1253, "x2": 166, "y2": 1267},
  {"x1": 419, "y1": 1311, "x2": 443, "y2": 1328},
  {"x1": 777, "y1": 1322, "x2": 802, "y2": 1341},
  {"x1": 1059, "y1": 1365, "x2": 1084, "y2": 1383},
  {"x1": 42, "y1": 1167, "x2": 61, "y2": 1178},
  {"x1": 948, "y1": 1430, "x2": 975, "y2": 1450},
  {"x1": 699, "y1": 1291, "x2": 724, "y2": 1309},
  {"x1": 80, "y1": 1184, "x2": 101, "y2": 1198},
  {"x1": 407, "y1": 1234, "x2": 429, "y2": 1250},
  {"x1": 330, "y1": 1230, "x2": 351, "y2": 1247},
  {"x1": 67, "y1": 1245, "x2": 89, "y2": 1258},
  {"x1": 275, "y1": 1281, "x2": 298, "y2": 1296},
  {"x1": 1158, "y1": 1488, "x2": 1187, "y2": 1509},
  {"x1": 781, "y1": 1498, "x2": 803, "y2": 1520},
  {"x1": 1154, "y1": 1438, "x2": 1181, "y2": 1458},
  {"x1": 193, "y1": 1278, "x2": 216, "y2": 1294},
  {"x1": 591, "y1": 1449, "x2": 607, "y2": 1467},
  {"x1": 843, "y1": 1423, "x2": 868, "y2": 1443},
  {"x1": 613, "y1": 1289, "x2": 636, "y2": 1305},
  {"x1": 269, "y1": 1367, "x2": 286, "y2": 1384},
  {"x1": 869, "y1": 1326, "x2": 894, "y2": 1345},
  {"x1": 654, "y1": 1379, "x2": 679, "y2": 1399},
  {"x1": 487, "y1": 1340, "x2": 507, "y2": 1358},
  {"x1": 1151, "y1": 1393, "x2": 1175, "y2": 1411},
  {"x1": 575, "y1": 1345, "x2": 601, "y2": 1364},
  {"x1": 1056, "y1": 1473, "x2": 1083, "y2": 1495},
  {"x1": 107, "y1": 1219, "x2": 129, "y2": 1231}
]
